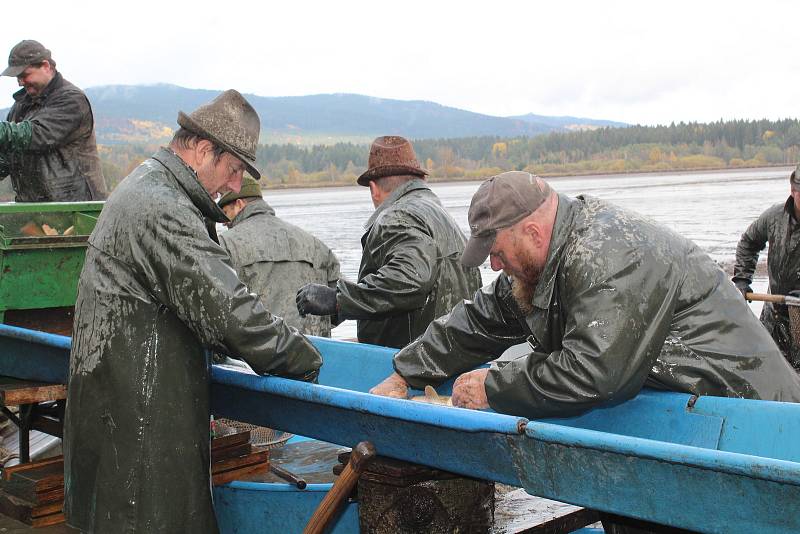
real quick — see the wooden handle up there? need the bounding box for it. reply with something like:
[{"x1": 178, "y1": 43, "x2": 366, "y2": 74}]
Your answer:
[
  {"x1": 745, "y1": 292, "x2": 785, "y2": 303},
  {"x1": 270, "y1": 464, "x2": 307, "y2": 489},
  {"x1": 303, "y1": 441, "x2": 375, "y2": 534}
]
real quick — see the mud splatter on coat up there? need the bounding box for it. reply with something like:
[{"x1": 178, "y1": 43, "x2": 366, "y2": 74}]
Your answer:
[
  {"x1": 734, "y1": 197, "x2": 800, "y2": 369},
  {"x1": 64, "y1": 148, "x2": 321, "y2": 533},
  {"x1": 219, "y1": 198, "x2": 340, "y2": 337},
  {"x1": 1, "y1": 72, "x2": 106, "y2": 201},
  {"x1": 395, "y1": 194, "x2": 800, "y2": 417},
  {"x1": 337, "y1": 179, "x2": 482, "y2": 348}
]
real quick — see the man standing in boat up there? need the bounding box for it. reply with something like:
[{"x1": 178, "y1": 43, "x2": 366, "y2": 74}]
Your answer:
[
  {"x1": 295, "y1": 135, "x2": 482, "y2": 348},
  {"x1": 218, "y1": 175, "x2": 341, "y2": 337},
  {"x1": 732, "y1": 164, "x2": 800, "y2": 370},
  {"x1": 371, "y1": 171, "x2": 800, "y2": 412},
  {"x1": 64, "y1": 90, "x2": 322, "y2": 533},
  {"x1": 0, "y1": 40, "x2": 106, "y2": 201}
]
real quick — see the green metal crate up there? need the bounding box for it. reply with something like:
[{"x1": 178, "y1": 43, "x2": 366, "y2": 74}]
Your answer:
[{"x1": 0, "y1": 202, "x2": 103, "y2": 321}]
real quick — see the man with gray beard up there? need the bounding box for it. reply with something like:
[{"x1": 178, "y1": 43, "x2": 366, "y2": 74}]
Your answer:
[{"x1": 371, "y1": 171, "x2": 800, "y2": 412}]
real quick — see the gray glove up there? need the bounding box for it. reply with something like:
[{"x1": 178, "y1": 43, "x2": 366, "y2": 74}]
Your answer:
[
  {"x1": 733, "y1": 278, "x2": 752, "y2": 301},
  {"x1": 296, "y1": 283, "x2": 338, "y2": 317}
]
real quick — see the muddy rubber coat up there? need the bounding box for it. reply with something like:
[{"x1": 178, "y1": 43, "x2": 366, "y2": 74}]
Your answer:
[
  {"x1": 64, "y1": 148, "x2": 321, "y2": 533},
  {"x1": 734, "y1": 197, "x2": 800, "y2": 369},
  {"x1": 220, "y1": 198, "x2": 340, "y2": 336},
  {"x1": 394, "y1": 194, "x2": 800, "y2": 417},
  {"x1": 337, "y1": 179, "x2": 482, "y2": 348},
  {"x1": 1, "y1": 72, "x2": 106, "y2": 201}
]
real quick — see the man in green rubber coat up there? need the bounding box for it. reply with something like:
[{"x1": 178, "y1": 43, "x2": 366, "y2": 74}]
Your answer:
[
  {"x1": 64, "y1": 90, "x2": 322, "y2": 533},
  {"x1": 371, "y1": 171, "x2": 800, "y2": 414},
  {"x1": 296, "y1": 135, "x2": 482, "y2": 348},
  {"x1": 732, "y1": 164, "x2": 800, "y2": 370},
  {"x1": 0, "y1": 40, "x2": 106, "y2": 201},
  {"x1": 218, "y1": 176, "x2": 341, "y2": 337}
]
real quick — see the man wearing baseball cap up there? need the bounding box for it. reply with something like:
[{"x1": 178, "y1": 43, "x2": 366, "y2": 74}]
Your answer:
[
  {"x1": 733, "y1": 163, "x2": 800, "y2": 369},
  {"x1": 64, "y1": 90, "x2": 322, "y2": 533},
  {"x1": 371, "y1": 171, "x2": 800, "y2": 413},
  {"x1": 0, "y1": 40, "x2": 106, "y2": 201}
]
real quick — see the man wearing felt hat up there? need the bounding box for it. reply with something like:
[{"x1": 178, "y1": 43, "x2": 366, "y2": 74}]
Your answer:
[
  {"x1": 64, "y1": 90, "x2": 322, "y2": 533},
  {"x1": 296, "y1": 135, "x2": 482, "y2": 348},
  {"x1": 733, "y1": 163, "x2": 800, "y2": 369},
  {"x1": 0, "y1": 39, "x2": 106, "y2": 201},
  {"x1": 371, "y1": 170, "x2": 800, "y2": 413},
  {"x1": 218, "y1": 176, "x2": 340, "y2": 337}
]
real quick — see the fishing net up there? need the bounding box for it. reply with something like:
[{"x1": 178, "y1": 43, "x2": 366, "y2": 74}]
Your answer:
[
  {"x1": 214, "y1": 418, "x2": 292, "y2": 449},
  {"x1": 788, "y1": 306, "x2": 800, "y2": 369}
]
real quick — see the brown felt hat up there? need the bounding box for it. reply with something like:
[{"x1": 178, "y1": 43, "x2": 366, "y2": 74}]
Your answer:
[
  {"x1": 357, "y1": 135, "x2": 428, "y2": 187},
  {"x1": 2, "y1": 40, "x2": 51, "y2": 77},
  {"x1": 177, "y1": 89, "x2": 261, "y2": 179},
  {"x1": 791, "y1": 163, "x2": 800, "y2": 188},
  {"x1": 461, "y1": 171, "x2": 553, "y2": 268}
]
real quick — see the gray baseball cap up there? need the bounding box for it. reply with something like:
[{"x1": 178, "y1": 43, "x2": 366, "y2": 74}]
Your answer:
[
  {"x1": 2, "y1": 40, "x2": 51, "y2": 77},
  {"x1": 461, "y1": 171, "x2": 552, "y2": 267}
]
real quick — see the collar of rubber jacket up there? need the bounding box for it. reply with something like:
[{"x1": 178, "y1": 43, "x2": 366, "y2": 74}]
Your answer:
[{"x1": 152, "y1": 147, "x2": 229, "y2": 224}]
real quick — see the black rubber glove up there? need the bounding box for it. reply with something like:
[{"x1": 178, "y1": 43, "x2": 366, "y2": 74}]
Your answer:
[
  {"x1": 296, "y1": 283, "x2": 338, "y2": 317},
  {"x1": 733, "y1": 278, "x2": 753, "y2": 301},
  {"x1": 788, "y1": 290, "x2": 800, "y2": 299}
]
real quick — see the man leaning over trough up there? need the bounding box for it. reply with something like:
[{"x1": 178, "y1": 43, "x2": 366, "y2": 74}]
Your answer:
[
  {"x1": 64, "y1": 90, "x2": 322, "y2": 533},
  {"x1": 296, "y1": 135, "x2": 482, "y2": 348},
  {"x1": 371, "y1": 171, "x2": 800, "y2": 414},
  {"x1": 0, "y1": 40, "x2": 106, "y2": 201}
]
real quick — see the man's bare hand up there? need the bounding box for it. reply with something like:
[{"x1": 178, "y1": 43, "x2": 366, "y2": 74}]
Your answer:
[
  {"x1": 369, "y1": 372, "x2": 409, "y2": 399},
  {"x1": 452, "y1": 369, "x2": 490, "y2": 409}
]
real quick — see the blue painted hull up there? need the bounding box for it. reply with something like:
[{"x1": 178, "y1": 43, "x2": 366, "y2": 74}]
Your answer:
[{"x1": 1, "y1": 325, "x2": 799, "y2": 533}]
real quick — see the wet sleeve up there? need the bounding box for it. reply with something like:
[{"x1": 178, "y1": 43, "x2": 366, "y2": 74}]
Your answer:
[
  {"x1": 394, "y1": 275, "x2": 528, "y2": 388},
  {"x1": 485, "y1": 251, "x2": 677, "y2": 418},
  {"x1": 327, "y1": 250, "x2": 341, "y2": 287},
  {"x1": 336, "y1": 219, "x2": 439, "y2": 319},
  {"x1": 134, "y1": 210, "x2": 322, "y2": 378},
  {"x1": 0, "y1": 153, "x2": 8, "y2": 178},
  {"x1": 24, "y1": 91, "x2": 89, "y2": 152},
  {"x1": 733, "y1": 210, "x2": 770, "y2": 283},
  {"x1": 0, "y1": 120, "x2": 32, "y2": 151}
]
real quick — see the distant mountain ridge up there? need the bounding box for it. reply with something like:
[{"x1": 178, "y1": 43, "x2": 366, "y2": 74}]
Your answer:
[{"x1": 1, "y1": 84, "x2": 627, "y2": 144}]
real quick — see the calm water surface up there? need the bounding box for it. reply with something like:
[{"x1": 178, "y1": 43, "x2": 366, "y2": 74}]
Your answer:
[{"x1": 259, "y1": 167, "x2": 790, "y2": 338}]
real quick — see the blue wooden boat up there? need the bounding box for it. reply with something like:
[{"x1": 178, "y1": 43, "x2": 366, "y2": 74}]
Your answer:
[{"x1": 1, "y1": 324, "x2": 799, "y2": 533}]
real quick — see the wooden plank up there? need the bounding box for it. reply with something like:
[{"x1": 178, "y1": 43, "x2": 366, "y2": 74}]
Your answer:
[
  {"x1": 0, "y1": 385, "x2": 66, "y2": 406},
  {"x1": 2, "y1": 457, "x2": 62, "y2": 482},
  {"x1": 30, "y1": 502, "x2": 62, "y2": 520},
  {"x1": 211, "y1": 431, "x2": 250, "y2": 450},
  {"x1": 31, "y1": 512, "x2": 65, "y2": 528},
  {"x1": 212, "y1": 462, "x2": 269, "y2": 486},
  {"x1": 211, "y1": 442, "x2": 251, "y2": 463},
  {"x1": 31, "y1": 487, "x2": 63, "y2": 506},
  {"x1": 491, "y1": 489, "x2": 599, "y2": 534},
  {"x1": 2, "y1": 464, "x2": 63, "y2": 501},
  {"x1": 0, "y1": 490, "x2": 34, "y2": 523},
  {"x1": 212, "y1": 450, "x2": 269, "y2": 474}
]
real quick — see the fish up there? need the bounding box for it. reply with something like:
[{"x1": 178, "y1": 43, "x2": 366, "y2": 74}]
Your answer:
[{"x1": 411, "y1": 385, "x2": 453, "y2": 406}]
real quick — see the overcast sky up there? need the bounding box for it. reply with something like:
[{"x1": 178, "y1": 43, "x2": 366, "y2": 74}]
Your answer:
[{"x1": 1, "y1": 0, "x2": 797, "y2": 126}]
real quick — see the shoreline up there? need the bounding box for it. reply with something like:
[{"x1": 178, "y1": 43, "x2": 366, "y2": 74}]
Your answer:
[{"x1": 261, "y1": 163, "x2": 794, "y2": 191}]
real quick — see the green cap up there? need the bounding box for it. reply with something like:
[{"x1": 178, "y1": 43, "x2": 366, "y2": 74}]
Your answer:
[{"x1": 218, "y1": 176, "x2": 262, "y2": 208}]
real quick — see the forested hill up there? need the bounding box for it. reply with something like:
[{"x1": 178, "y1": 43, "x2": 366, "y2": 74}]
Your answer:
[{"x1": 1, "y1": 84, "x2": 624, "y2": 144}]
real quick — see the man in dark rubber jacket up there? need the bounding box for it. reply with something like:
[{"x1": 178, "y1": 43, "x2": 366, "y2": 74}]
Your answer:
[
  {"x1": 0, "y1": 40, "x2": 106, "y2": 201},
  {"x1": 64, "y1": 90, "x2": 322, "y2": 533},
  {"x1": 296, "y1": 135, "x2": 482, "y2": 348},
  {"x1": 371, "y1": 171, "x2": 800, "y2": 412},
  {"x1": 733, "y1": 163, "x2": 800, "y2": 370}
]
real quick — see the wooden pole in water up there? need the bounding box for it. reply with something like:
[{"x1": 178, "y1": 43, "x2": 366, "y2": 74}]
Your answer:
[{"x1": 303, "y1": 441, "x2": 376, "y2": 534}]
